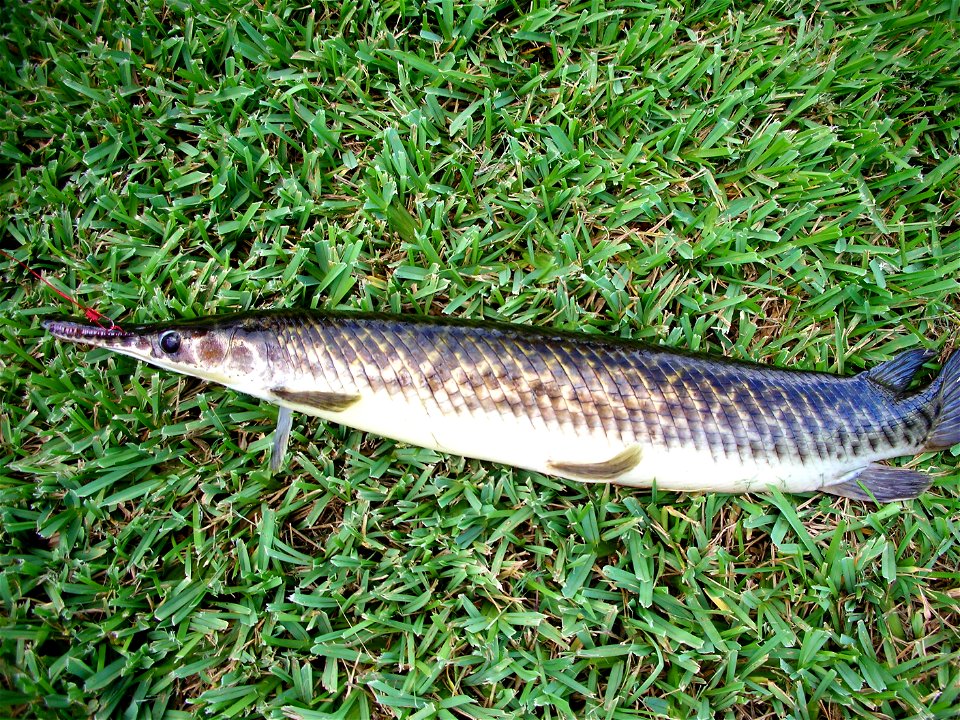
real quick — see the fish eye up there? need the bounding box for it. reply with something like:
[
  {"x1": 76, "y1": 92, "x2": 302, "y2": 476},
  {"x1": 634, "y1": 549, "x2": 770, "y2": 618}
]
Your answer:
[{"x1": 159, "y1": 331, "x2": 182, "y2": 354}]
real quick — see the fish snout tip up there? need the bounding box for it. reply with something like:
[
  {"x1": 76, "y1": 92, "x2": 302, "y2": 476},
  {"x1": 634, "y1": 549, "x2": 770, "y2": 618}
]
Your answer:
[
  {"x1": 41, "y1": 317, "x2": 74, "y2": 338},
  {"x1": 42, "y1": 317, "x2": 132, "y2": 343}
]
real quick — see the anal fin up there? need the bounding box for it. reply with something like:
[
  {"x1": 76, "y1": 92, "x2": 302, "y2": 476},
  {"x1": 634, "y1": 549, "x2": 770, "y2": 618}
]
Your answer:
[
  {"x1": 547, "y1": 446, "x2": 642, "y2": 481},
  {"x1": 272, "y1": 388, "x2": 360, "y2": 413},
  {"x1": 822, "y1": 463, "x2": 932, "y2": 502}
]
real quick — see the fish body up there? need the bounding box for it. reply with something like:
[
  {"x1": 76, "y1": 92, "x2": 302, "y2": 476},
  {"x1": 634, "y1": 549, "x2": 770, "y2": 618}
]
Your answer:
[{"x1": 43, "y1": 311, "x2": 960, "y2": 501}]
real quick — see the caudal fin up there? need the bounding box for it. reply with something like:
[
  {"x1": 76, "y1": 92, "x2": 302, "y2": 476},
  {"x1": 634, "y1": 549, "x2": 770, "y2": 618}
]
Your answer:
[
  {"x1": 925, "y1": 351, "x2": 960, "y2": 450},
  {"x1": 822, "y1": 351, "x2": 959, "y2": 503}
]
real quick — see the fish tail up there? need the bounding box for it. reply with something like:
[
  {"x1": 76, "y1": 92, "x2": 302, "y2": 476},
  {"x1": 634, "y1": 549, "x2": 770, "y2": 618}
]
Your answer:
[
  {"x1": 823, "y1": 351, "x2": 959, "y2": 503},
  {"x1": 925, "y1": 351, "x2": 960, "y2": 451}
]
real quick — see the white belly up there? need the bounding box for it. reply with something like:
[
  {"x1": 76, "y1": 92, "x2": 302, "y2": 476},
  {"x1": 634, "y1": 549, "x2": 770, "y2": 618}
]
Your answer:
[{"x1": 261, "y1": 384, "x2": 846, "y2": 495}]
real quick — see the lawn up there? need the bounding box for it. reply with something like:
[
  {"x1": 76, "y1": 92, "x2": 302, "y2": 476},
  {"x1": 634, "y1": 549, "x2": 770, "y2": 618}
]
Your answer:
[{"x1": 1, "y1": 0, "x2": 960, "y2": 718}]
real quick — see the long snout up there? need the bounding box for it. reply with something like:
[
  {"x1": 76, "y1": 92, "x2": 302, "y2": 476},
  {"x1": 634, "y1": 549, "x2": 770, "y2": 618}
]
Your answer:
[{"x1": 42, "y1": 317, "x2": 135, "y2": 349}]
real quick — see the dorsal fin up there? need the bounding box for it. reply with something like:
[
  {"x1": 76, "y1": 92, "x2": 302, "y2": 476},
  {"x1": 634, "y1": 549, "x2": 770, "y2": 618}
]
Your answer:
[{"x1": 863, "y1": 349, "x2": 934, "y2": 394}]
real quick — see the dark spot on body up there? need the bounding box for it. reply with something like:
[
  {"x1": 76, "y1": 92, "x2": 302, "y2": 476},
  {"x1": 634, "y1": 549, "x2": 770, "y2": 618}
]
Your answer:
[
  {"x1": 229, "y1": 343, "x2": 253, "y2": 371},
  {"x1": 880, "y1": 425, "x2": 897, "y2": 447},
  {"x1": 198, "y1": 336, "x2": 226, "y2": 364},
  {"x1": 426, "y1": 372, "x2": 443, "y2": 393}
]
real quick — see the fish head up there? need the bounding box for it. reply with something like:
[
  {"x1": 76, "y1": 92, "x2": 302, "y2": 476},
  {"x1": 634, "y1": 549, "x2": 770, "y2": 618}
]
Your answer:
[{"x1": 42, "y1": 315, "x2": 248, "y2": 387}]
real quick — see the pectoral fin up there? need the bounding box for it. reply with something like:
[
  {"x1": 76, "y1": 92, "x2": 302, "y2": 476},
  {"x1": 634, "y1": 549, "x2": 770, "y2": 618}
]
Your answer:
[
  {"x1": 271, "y1": 406, "x2": 294, "y2": 473},
  {"x1": 547, "y1": 446, "x2": 643, "y2": 481},
  {"x1": 822, "y1": 463, "x2": 932, "y2": 502},
  {"x1": 272, "y1": 388, "x2": 360, "y2": 413}
]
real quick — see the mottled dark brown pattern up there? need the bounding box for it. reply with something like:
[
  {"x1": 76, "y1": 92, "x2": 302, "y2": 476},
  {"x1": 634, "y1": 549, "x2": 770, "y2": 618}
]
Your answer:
[{"x1": 213, "y1": 311, "x2": 939, "y2": 468}]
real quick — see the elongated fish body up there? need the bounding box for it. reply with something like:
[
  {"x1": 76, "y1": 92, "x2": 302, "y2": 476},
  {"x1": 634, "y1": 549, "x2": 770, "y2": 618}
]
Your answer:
[{"x1": 43, "y1": 311, "x2": 960, "y2": 501}]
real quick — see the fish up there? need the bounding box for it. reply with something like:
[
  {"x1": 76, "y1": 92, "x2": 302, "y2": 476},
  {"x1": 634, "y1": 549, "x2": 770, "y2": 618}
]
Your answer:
[{"x1": 42, "y1": 310, "x2": 960, "y2": 501}]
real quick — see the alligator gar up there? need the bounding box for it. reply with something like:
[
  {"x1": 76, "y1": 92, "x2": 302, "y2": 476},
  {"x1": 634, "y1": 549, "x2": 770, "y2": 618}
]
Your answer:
[{"x1": 43, "y1": 311, "x2": 959, "y2": 501}]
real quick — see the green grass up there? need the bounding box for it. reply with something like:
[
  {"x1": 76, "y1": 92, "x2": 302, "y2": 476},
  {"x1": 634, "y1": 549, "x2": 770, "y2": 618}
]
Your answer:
[{"x1": 2, "y1": 0, "x2": 960, "y2": 717}]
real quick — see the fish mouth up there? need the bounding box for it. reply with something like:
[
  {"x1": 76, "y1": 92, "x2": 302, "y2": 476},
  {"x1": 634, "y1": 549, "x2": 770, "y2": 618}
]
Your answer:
[{"x1": 42, "y1": 317, "x2": 134, "y2": 346}]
